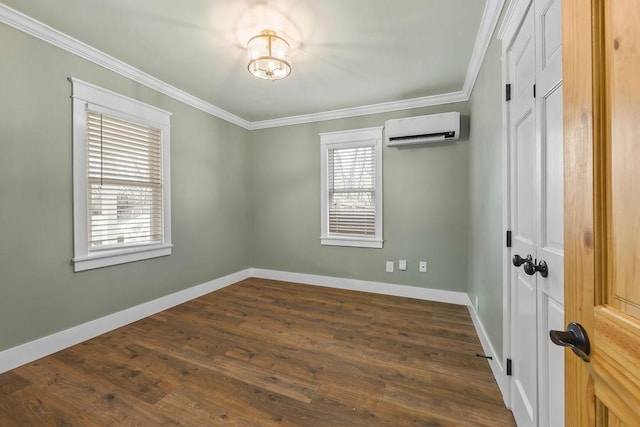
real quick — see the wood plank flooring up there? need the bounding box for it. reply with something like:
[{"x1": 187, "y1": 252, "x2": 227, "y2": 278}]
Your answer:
[{"x1": 0, "y1": 278, "x2": 515, "y2": 426}]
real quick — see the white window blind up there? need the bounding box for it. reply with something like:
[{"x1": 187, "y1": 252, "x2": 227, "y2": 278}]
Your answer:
[
  {"x1": 87, "y1": 111, "x2": 163, "y2": 249},
  {"x1": 328, "y1": 145, "x2": 376, "y2": 236}
]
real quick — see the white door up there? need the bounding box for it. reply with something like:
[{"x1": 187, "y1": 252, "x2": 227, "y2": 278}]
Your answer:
[
  {"x1": 533, "y1": 0, "x2": 564, "y2": 425},
  {"x1": 505, "y1": 0, "x2": 564, "y2": 426},
  {"x1": 507, "y1": 5, "x2": 538, "y2": 426}
]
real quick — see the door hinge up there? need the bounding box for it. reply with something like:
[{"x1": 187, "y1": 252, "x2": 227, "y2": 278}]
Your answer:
[
  {"x1": 506, "y1": 84, "x2": 512, "y2": 101},
  {"x1": 506, "y1": 230, "x2": 512, "y2": 248},
  {"x1": 533, "y1": 83, "x2": 536, "y2": 98},
  {"x1": 506, "y1": 358, "x2": 513, "y2": 376}
]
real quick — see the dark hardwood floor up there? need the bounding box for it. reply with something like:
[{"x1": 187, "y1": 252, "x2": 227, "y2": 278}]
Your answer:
[{"x1": 0, "y1": 278, "x2": 515, "y2": 426}]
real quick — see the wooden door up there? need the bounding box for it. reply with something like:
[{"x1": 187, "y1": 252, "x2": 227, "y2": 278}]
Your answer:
[{"x1": 563, "y1": 0, "x2": 640, "y2": 425}]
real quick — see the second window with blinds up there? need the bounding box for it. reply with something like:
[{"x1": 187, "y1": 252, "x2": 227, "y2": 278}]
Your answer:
[{"x1": 320, "y1": 127, "x2": 383, "y2": 248}]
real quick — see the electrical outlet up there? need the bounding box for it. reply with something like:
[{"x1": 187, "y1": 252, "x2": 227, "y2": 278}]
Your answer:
[
  {"x1": 419, "y1": 261, "x2": 427, "y2": 273},
  {"x1": 399, "y1": 259, "x2": 407, "y2": 271},
  {"x1": 386, "y1": 261, "x2": 394, "y2": 273}
]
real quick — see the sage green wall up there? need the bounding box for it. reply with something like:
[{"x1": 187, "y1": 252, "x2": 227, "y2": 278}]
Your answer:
[
  {"x1": 467, "y1": 22, "x2": 506, "y2": 357},
  {"x1": 249, "y1": 104, "x2": 470, "y2": 292},
  {"x1": 1, "y1": 9, "x2": 508, "y2": 356},
  {"x1": 0, "y1": 23, "x2": 251, "y2": 351}
]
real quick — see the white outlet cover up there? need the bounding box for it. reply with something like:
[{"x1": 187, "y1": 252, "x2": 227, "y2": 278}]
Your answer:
[
  {"x1": 399, "y1": 259, "x2": 407, "y2": 270},
  {"x1": 386, "y1": 261, "x2": 394, "y2": 272},
  {"x1": 419, "y1": 261, "x2": 427, "y2": 272}
]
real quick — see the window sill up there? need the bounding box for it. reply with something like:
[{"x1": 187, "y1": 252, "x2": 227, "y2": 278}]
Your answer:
[
  {"x1": 73, "y1": 244, "x2": 173, "y2": 272},
  {"x1": 320, "y1": 236, "x2": 383, "y2": 249}
]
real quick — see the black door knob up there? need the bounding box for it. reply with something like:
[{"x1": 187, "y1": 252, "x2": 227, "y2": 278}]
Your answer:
[
  {"x1": 512, "y1": 254, "x2": 532, "y2": 267},
  {"x1": 524, "y1": 259, "x2": 549, "y2": 277},
  {"x1": 549, "y1": 322, "x2": 590, "y2": 363},
  {"x1": 535, "y1": 260, "x2": 548, "y2": 277},
  {"x1": 523, "y1": 260, "x2": 536, "y2": 275}
]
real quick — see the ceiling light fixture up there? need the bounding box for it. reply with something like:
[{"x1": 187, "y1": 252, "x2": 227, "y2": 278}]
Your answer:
[{"x1": 247, "y1": 29, "x2": 291, "y2": 81}]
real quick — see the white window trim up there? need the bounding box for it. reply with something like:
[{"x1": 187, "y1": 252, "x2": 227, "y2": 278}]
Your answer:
[
  {"x1": 71, "y1": 78, "x2": 172, "y2": 272},
  {"x1": 320, "y1": 126, "x2": 383, "y2": 248}
]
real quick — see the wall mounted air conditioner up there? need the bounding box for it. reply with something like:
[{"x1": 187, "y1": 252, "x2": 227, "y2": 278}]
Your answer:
[{"x1": 385, "y1": 112, "x2": 460, "y2": 146}]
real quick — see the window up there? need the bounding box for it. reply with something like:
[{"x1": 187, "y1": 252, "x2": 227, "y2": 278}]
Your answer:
[
  {"x1": 320, "y1": 126, "x2": 383, "y2": 248},
  {"x1": 71, "y1": 78, "x2": 172, "y2": 271}
]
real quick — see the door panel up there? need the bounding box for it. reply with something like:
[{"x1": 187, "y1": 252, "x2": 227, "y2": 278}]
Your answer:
[
  {"x1": 507, "y1": 5, "x2": 538, "y2": 426},
  {"x1": 607, "y1": 1, "x2": 640, "y2": 320},
  {"x1": 515, "y1": 113, "x2": 536, "y2": 244},
  {"x1": 514, "y1": 274, "x2": 537, "y2": 418},
  {"x1": 541, "y1": 85, "x2": 563, "y2": 255},
  {"x1": 563, "y1": 0, "x2": 640, "y2": 425},
  {"x1": 539, "y1": 0, "x2": 562, "y2": 88},
  {"x1": 541, "y1": 295, "x2": 565, "y2": 425},
  {"x1": 536, "y1": 0, "x2": 565, "y2": 425}
]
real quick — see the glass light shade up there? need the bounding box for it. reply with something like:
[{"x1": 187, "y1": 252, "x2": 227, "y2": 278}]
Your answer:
[{"x1": 247, "y1": 30, "x2": 291, "y2": 80}]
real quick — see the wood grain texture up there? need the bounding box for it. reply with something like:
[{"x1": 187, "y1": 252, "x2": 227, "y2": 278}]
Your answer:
[
  {"x1": 563, "y1": 0, "x2": 640, "y2": 425},
  {"x1": 0, "y1": 278, "x2": 513, "y2": 426},
  {"x1": 562, "y1": 0, "x2": 598, "y2": 425},
  {"x1": 607, "y1": 0, "x2": 640, "y2": 319}
]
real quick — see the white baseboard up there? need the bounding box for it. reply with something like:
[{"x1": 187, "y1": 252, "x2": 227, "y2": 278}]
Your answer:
[
  {"x1": 250, "y1": 268, "x2": 471, "y2": 306},
  {"x1": 468, "y1": 304, "x2": 510, "y2": 407},
  {"x1": 0, "y1": 268, "x2": 252, "y2": 374}
]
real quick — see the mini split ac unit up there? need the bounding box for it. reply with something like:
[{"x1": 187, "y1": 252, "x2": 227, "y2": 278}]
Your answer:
[{"x1": 385, "y1": 112, "x2": 460, "y2": 146}]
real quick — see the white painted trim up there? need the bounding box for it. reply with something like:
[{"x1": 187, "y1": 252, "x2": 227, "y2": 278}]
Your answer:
[
  {"x1": 0, "y1": 2, "x2": 504, "y2": 129},
  {"x1": 498, "y1": 0, "x2": 524, "y2": 40},
  {"x1": 501, "y1": 11, "x2": 514, "y2": 414},
  {"x1": 248, "y1": 91, "x2": 468, "y2": 130},
  {"x1": 320, "y1": 237, "x2": 383, "y2": 249},
  {"x1": 468, "y1": 304, "x2": 510, "y2": 407},
  {"x1": 0, "y1": 269, "x2": 252, "y2": 374},
  {"x1": 498, "y1": 0, "x2": 532, "y2": 43},
  {"x1": 462, "y1": 0, "x2": 507, "y2": 98},
  {"x1": 250, "y1": 268, "x2": 471, "y2": 306},
  {"x1": 0, "y1": 4, "x2": 251, "y2": 130}
]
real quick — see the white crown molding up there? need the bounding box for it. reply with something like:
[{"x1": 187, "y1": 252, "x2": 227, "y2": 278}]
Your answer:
[
  {"x1": 1, "y1": 1, "x2": 504, "y2": 130},
  {"x1": 247, "y1": 91, "x2": 468, "y2": 130},
  {"x1": 0, "y1": 3, "x2": 251, "y2": 130},
  {"x1": 462, "y1": 0, "x2": 507, "y2": 98}
]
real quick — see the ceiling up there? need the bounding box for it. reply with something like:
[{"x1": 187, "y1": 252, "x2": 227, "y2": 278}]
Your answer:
[{"x1": 0, "y1": 0, "x2": 499, "y2": 128}]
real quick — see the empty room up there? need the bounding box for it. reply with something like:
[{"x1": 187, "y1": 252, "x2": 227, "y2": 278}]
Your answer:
[{"x1": 1, "y1": 1, "x2": 639, "y2": 426}]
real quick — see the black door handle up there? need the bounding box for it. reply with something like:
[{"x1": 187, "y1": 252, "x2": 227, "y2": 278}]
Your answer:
[
  {"x1": 524, "y1": 259, "x2": 549, "y2": 277},
  {"x1": 512, "y1": 254, "x2": 532, "y2": 267},
  {"x1": 549, "y1": 322, "x2": 590, "y2": 363}
]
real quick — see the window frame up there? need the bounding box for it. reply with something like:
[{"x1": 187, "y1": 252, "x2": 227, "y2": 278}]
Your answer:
[
  {"x1": 71, "y1": 78, "x2": 172, "y2": 272},
  {"x1": 320, "y1": 126, "x2": 383, "y2": 248}
]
